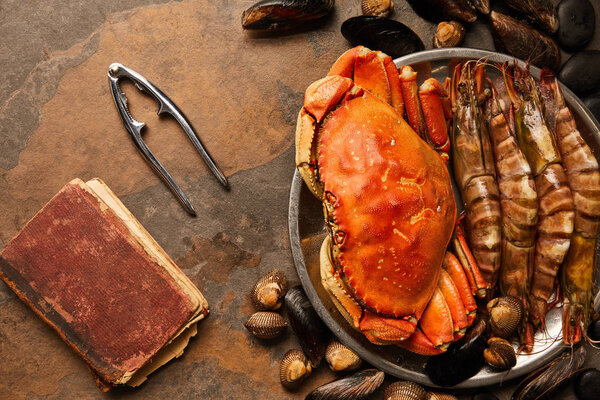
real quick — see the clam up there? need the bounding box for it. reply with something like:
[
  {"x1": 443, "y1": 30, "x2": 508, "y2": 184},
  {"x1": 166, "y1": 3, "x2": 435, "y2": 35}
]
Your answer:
[
  {"x1": 512, "y1": 346, "x2": 586, "y2": 400},
  {"x1": 361, "y1": 0, "x2": 394, "y2": 18},
  {"x1": 340, "y1": 16, "x2": 424, "y2": 59},
  {"x1": 427, "y1": 393, "x2": 458, "y2": 400},
  {"x1": 383, "y1": 381, "x2": 427, "y2": 400},
  {"x1": 325, "y1": 340, "x2": 362, "y2": 372},
  {"x1": 487, "y1": 296, "x2": 523, "y2": 339},
  {"x1": 425, "y1": 319, "x2": 488, "y2": 387},
  {"x1": 433, "y1": 21, "x2": 465, "y2": 48},
  {"x1": 469, "y1": 0, "x2": 489, "y2": 15},
  {"x1": 280, "y1": 349, "x2": 312, "y2": 389},
  {"x1": 490, "y1": 11, "x2": 561, "y2": 71},
  {"x1": 244, "y1": 311, "x2": 287, "y2": 339},
  {"x1": 483, "y1": 337, "x2": 517, "y2": 371},
  {"x1": 574, "y1": 368, "x2": 600, "y2": 400},
  {"x1": 251, "y1": 269, "x2": 287, "y2": 310},
  {"x1": 241, "y1": 0, "x2": 334, "y2": 31},
  {"x1": 285, "y1": 286, "x2": 330, "y2": 367},
  {"x1": 305, "y1": 369, "x2": 385, "y2": 400}
]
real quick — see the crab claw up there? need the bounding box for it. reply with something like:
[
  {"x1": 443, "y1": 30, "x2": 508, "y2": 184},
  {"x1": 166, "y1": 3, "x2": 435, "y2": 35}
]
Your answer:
[
  {"x1": 328, "y1": 46, "x2": 404, "y2": 116},
  {"x1": 359, "y1": 310, "x2": 417, "y2": 345},
  {"x1": 419, "y1": 78, "x2": 451, "y2": 157}
]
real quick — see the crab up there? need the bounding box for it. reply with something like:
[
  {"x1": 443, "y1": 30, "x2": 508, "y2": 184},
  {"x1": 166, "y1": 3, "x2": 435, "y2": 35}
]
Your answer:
[{"x1": 295, "y1": 46, "x2": 487, "y2": 354}]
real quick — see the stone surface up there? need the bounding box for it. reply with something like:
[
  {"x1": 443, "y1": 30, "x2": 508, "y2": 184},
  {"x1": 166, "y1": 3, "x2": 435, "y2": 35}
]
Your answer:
[{"x1": 1, "y1": 0, "x2": 599, "y2": 399}]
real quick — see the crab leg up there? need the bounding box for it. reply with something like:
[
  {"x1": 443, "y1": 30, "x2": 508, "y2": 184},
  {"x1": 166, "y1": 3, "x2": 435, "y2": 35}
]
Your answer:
[
  {"x1": 419, "y1": 78, "x2": 451, "y2": 159},
  {"x1": 399, "y1": 65, "x2": 429, "y2": 141},
  {"x1": 539, "y1": 69, "x2": 600, "y2": 345},
  {"x1": 438, "y1": 269, "x2": 469, "y2": 340},
  {"x1": 443, "y1": 252, "x2": 478, "y2": 325}
]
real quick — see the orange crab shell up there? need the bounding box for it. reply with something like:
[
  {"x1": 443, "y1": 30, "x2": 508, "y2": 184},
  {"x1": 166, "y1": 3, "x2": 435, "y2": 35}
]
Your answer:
[{"x1": 318, "y1": 86, "x2": 457, "y2": 319}]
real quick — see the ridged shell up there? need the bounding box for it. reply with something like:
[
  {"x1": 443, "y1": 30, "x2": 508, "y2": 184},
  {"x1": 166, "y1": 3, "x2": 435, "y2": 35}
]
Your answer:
[
  {"x1": 280, "y1": 349, "x2": 312, "y2": 389},
  {"x1": 433, "y1": 21, "x2": 465, "y2": 48},
  {"x1": 306, "y1": 369, "x2": 385, "y2": 400},
  {"x1": 487, "y1": 296, "x2": 523, "y2": 339},
  {"x1": 361, "y1": 0, "x2": 394, "y2": 18},
  {"x1": 325, "y1": 341, "x2": 362, "y2": 372},
  {"x1": 427, "y1": 392, "x2": 459, "y2": 400},
  {"x1": 244, "y1": 311, "x2": 287, "y2": 339},
  {"x1": 383, "y1": 381, "x2": 427, "y2": 400},
  {"x1": 251, "y1": 269, "x2": 287, "y2": 310},
  {"x1": 484, "y1": 337, "x2": 516, "y2": 370}
]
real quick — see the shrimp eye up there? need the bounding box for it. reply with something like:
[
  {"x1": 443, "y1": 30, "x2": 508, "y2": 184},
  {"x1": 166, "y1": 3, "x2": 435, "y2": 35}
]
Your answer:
[
  {"x1": 513, "y1": 81, "x2": 521, "y2": 90},
  {"x1": 458, "y1": 83, "x2": 466, "y2": 93},
  {"x1": 570, "y1": 317, "x2": 576, "y2": 326}
]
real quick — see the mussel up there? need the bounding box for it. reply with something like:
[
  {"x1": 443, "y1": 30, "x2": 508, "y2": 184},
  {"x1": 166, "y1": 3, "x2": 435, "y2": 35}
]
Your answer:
[
  {"x1": 244, "y1": 311, "x2": 287, "y2": 339},
  {"x1": 501, "y1": 0, "x2": 558, "y2": 34},
  {"x1": 472, "y1": 394, "x2": 499, "y2": 400},
  {"x1": 361, "y1": 0, "x2": 394, "y2": 18},
  {"x1": 241, "y1": 0, "x2": 334, "y2": 31},
  {"x1": 285, "y1": 285, "x2": 330, "y2": 367},
  {"x1": 305, "y1": 369, "x2": 385, "y2": 400},
  {"x1": 512, "y1": 345, "x2": 586, "y2": 400},
  {"x1": 574, "y1": 368, "x2": 600, "y2": 400},
  {"x1": 556, "y1": 0, "x2": 595, "y2": 51},
  {"x1": 325, "y1": 340, "x2": 362, "y2": 372},
  {"x1": 487, "y1": 296, "x2": 523, "y2": 339},
  {"x1": 383, "y1": 381, "x2": 427, "y2": 400},
  {"x1": 558, "y1": 50, "x2": 600, "y2": 96},
  {"x1": 405, "y1": 0, "x2": 476, "y2": 23},
  {"x1": 280, "y1": 349, "x2": 312, "y2": 389},
  {"x1": 490, "y1": 11, "x2": 561, "y2": 71},
  {"x1": 587, "y1": 317, "x2": 600, "y2": 340},
  {"x1": 251, "y1": 269, "x2": 287, "y2": 310},
  {"x1": 341, "y1": 16, "x2": 424, "y2": 60},
  {"x1": 483, "y1": 337, "x2": 516, "y2": 371},
  {"x1": 425, "y1": 319, "x2": 488, "y2": 387},
  {"x1": 433, "y1": 21, "x2": 466, "y2": 48}
]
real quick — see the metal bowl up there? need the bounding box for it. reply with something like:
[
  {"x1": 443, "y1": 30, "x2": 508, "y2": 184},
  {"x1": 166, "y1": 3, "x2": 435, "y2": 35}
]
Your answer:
[{"x1": 288, "y1": 48, "x2": 600, "y2": 388}]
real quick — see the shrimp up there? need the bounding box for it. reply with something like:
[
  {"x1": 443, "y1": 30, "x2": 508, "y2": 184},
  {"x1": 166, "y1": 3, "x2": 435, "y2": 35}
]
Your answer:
[
  {"x1": 539, "y1": 68, "x2": 600, "y2": 344},
  {"x1": 451, "y1": 63, "x2": 502, "y2": 292},
  {"x1": 485, "y1": 70, "x2": 538, "y2": 351},
  {"x1": 504, "y1": 64, "x2": 574, "y2": 328}
]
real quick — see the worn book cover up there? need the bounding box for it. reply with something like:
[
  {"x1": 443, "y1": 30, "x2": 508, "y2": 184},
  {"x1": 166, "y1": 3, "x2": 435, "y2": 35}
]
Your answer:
[{"x1": 0, "y1": 178, "x2": 208, "y2": 389}]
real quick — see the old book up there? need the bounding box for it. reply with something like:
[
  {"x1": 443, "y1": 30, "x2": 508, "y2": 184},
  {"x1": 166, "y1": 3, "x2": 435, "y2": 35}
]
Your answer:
[{"x1": 0, "y1": 178, "x2": 208, "y2": 389}]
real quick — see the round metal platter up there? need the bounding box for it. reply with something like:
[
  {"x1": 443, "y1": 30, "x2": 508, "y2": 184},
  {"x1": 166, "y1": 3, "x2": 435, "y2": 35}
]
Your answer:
[{"x1": 288, "y1": 48, "x2": 600, "y2": 388}]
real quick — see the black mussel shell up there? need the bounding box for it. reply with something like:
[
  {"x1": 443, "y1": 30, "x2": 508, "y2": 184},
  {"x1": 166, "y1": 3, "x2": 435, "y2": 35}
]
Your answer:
[
  {"x1": 574, "y1": 368, "x2": 600, "y2": 400},
  {"x1": 556, "y1": 0, "x2": 595, "y2": 52},
  {"x1": 587, "y1": 317, "x2": 600, "y2": 340},
  {"x1": 559, "y1": 50, "x2": 600, "y2": 96},
  {"x1": 425, "y1": 319, "x2": 488, "y2": 387},
  {"x1": 285, "y1": 285, "x2": 330, "y2": 367},
  {"x1": 340, "y1": 16, "x2": 424, "y2": 59},
  {"x1": 472, "y1": 394, "x2": 499, "y2": 400},
  {"x1": 512, "y1": 345, "x2": 586, "y2": 400},
  {"x1": 405, "y1": 0, "x2": 476, "y2": 23},
  {"x1": 490, "y1": 11, "x2": 560, "y2": 71},
  {"x1": 306, "y1": 369, "x2": 385, "y2": 400},
  {"x1": 502, "y1": 0, "x2": 558, "y2": 34},
  {"x1": 241, "y1": 0, "x2": 334, "y2": 31}
]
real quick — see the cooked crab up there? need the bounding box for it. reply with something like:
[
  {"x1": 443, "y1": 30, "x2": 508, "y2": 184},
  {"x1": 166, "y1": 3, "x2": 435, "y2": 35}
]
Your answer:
[{"x1": 296, "y1": 46, "x2": 486, "y2": 354}]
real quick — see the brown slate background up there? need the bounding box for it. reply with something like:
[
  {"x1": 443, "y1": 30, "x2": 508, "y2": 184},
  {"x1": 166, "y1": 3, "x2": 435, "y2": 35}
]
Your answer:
[{"x1": 1, "y1": 0, "x2": 599, "y2": 398}]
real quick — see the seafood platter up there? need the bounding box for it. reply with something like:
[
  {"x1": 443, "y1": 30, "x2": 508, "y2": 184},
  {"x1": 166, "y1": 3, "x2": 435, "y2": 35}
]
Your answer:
[{"x1": 288, "y1": 47, "x2": 600, "y2": 388}]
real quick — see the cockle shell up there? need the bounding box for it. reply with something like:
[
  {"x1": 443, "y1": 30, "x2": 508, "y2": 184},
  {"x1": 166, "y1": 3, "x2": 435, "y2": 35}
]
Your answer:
[
  {"x1": 361, "y1": 0, "x2": 394, "y2": 18},
  {"x1": 306, "y1": 369, "x2": 385, "y2": 400},
  {"x1": 251, "y1": 269, "x2": 287, "y2": 310},
  {"x1": 383, "y1": 381, "x2": 427, "y2": 400},
  {"x1": 244, "y1": 311, "x2": 287, "y2": 339},
  {"x1": 280, "y1": 349, "x2": 312, "y2": 389},
  {"x1": 325, "y1": 340, "x2": 362, "y2": 372},
  {"x1": 427, "y1": 392, "x2": 459, "y2": 400},
  {"x1": 487, "y1": 296, "x2": 523, "y2": 339},
  {"x1": 433, "y1": 21, "x2": 465, "y2": 48},
  {"x1": 484, "y1": 337, "x2": 517, "y2": 370}
]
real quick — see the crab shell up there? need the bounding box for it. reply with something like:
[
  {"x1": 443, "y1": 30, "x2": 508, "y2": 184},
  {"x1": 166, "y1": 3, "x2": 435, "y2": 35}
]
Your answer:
[{"x1": 296, "y1": 48, "x2": 457, "y2": 346}]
